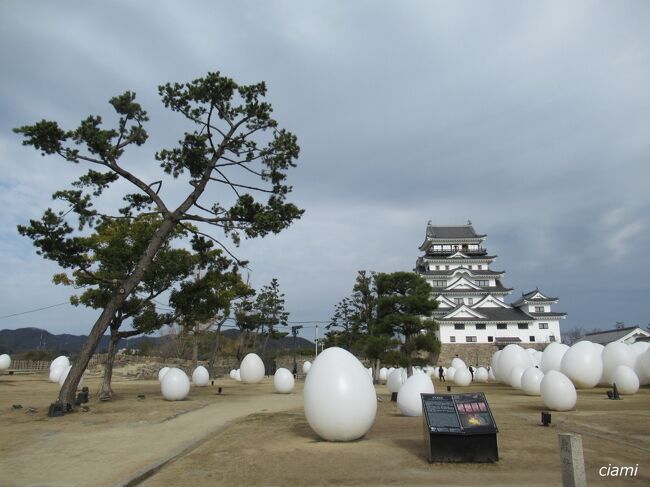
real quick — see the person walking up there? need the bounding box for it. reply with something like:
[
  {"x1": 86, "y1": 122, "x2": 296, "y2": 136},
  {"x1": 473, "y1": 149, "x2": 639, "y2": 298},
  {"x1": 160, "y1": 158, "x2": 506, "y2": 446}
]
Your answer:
[
  {"x1": 469, "y1": 365, "x2": 475, "y2": 381},
  {"x1": 438, "y1": 366, "x2": 445, "y2": 382}
]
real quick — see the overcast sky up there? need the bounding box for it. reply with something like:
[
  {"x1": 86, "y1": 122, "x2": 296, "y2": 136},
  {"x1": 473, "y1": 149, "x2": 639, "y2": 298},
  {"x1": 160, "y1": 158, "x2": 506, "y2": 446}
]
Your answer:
[{"x1": 1, "y1": 1, "x2": 649, "y2": 340}]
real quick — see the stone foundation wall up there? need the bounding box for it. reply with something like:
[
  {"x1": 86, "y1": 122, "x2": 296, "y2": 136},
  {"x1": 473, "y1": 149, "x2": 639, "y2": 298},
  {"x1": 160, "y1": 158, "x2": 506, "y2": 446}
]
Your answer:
[{"x1": 436, "y1": 343, "x2": 546, "y2": 367}]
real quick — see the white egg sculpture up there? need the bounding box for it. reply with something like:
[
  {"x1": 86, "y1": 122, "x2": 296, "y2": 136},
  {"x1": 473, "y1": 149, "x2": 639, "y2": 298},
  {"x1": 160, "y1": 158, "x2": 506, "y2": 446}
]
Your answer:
[
  {"x1": 611, "y1": 365, "x2": 639, "y2": 395},
  {"x1": 229, "y1": 369, "x2": 236, "y2": 379},
  {"x1": 240, "y1": 353, "x2": 265, "y2": 383},
  {"x1": 192, "y1": 366, "x2": 210, "y2": 386},
  {"x1": 397, "y1": 373, "x2": 434, "y2": 416},
  {"x1": 161, "y1": 367, "x2": 190, "y2": 401},
  {"x1": 367, "y1": 367, "x2": 374, "y2": 379},
  {"x1": 158, "y1": 366, "x2": 170, "y2": 382},
  {"x1": 235, "y1": 369, "x2": 241, "y2": 381},
  {"x1": 490, "y1": 351, "x2": 501, "y2": 379},
  {"x1": 560, "y1": 341, "x2": 603, "y2": 388},
  {"x1": 533, "y1": 351, "x2": 544, "y2": 368},
  {"x1": 521, "y1": 367, "x2": 544, "y2": 396},
  {"x1": 0, "y1": 354, "x2": 10, "y2": 370},
  {"x1": 631, "y1": 343, "x2": 650, "y2": 385},
  {"x1": 50, "y1": 355, "x2": 69, "y2": 371},
  {"x1": 540, "y1": 370, "x2": 577, "y2": 411},
  {"x1": 446, "y1": 366, "x2": 456, "y2": 382},
  {"x1": 639, "y1": 349, "x2": 650, "y2": 379},
  {"x1": 451, "y1": 358, "x2": 466, "y2": 370},
  {"x1": 49, "y1": 365, "x2": 66, "y2": 383},
  {"x1": 274, "y1": 368, "x2": 295, "y2": 393},
  {"x1": 509, "y1": 366, "x2": 525, "y2": 389},
  {"x1": 303, "y1": 347, "x2": 377, "y2": 441},
  {"x1": 379, "y1": 367, "x2": 388, "y2": 381},
  {"x1": 602, "y1": 342, "x2": 636, "y2": 384},
  {"x1": 541, "y1": 342, "x2": 569, "y2": 373},
  {"x1": 488, "y1": 368, "x2": 496, "y2": 381},
  {"x1": 302, "y1": 361, "x2": 312, "y2": 374},
  {"x1": 454, "y1": 367, "x2": 472, "y2": 386},
  {"x1": 475, "y1": 367, "x2": 489, "y2": 383},
  {"x1": 387, "y1": 368, "x2": 407, "y2": 393},
  {"x1": 631, "y1": 342, "x2": 650, "y2": 356},
  {"x1": 497, "y1": 345, "x2": 533, "y2": 384}
]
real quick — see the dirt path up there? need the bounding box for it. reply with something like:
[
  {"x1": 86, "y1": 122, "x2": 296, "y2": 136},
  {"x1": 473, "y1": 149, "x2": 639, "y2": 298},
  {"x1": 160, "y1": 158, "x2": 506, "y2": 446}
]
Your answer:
[{"x1": 0, "y1": 375, "x2": 302, "y2": 487}]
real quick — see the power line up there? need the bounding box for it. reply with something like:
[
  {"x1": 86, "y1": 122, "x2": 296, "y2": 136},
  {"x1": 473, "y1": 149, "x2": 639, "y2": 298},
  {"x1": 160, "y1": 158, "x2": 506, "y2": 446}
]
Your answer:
[{"x1": 0, "y1": 302, "x2": 70, "y2": 320}]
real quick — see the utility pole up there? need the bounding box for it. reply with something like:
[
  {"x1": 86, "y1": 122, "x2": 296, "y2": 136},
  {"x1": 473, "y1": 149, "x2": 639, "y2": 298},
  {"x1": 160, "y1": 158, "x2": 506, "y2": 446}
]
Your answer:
[
  {"x1": 315, "y1": 325, "x2": 318, "y2": 358},
  {"x1": 291, "y1": 325, "x2": 303, "y2": 375}
]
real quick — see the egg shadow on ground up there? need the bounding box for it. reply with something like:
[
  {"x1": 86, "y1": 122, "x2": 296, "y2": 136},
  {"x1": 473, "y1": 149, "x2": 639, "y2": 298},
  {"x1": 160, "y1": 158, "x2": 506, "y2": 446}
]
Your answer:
[{"x1": 391, "y1": 437, "x2": 430, "y2": 462}]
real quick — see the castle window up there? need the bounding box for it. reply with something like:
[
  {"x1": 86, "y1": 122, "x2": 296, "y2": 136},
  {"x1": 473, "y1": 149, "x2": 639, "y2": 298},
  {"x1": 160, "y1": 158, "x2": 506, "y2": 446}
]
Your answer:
[
  {"x1": 476, "y1": 323, "x2": 486, "y2": 330},
  {"x1": 535, "y1": 306, "x2": 544, "y2": 313},
  {"x1": 518, "y1": 323, "x2": 529, "y2": 330},
  {"x1": 468, "y1": 298, "x2": 474, "y2": 305},
  {"x1": 497, "y1": 323, "x2": 507, "y2": 330},
  {"x1": 478, "y1": 265, "x2": 483, "y2": 270},
  {"x1": 466, "y1": 336, "x2": 477, "y2": 343},
  {"x1": 445, "y1": 265, "x2": 450, "y2": 270},
  {"x1": 549, "y1": 335, "x2": 556, "y2": 342},
  {"x1": 539, "y1": 323, "x2": 549, "y2": 329},
  {"x1": 529, "y1": 336, "x2": 536, "y2": 342},
  {"x1": 487, "y1": 336, "x2": 494, "y2": 342},
  {"x1": 476, "y1": 280, "x2": 489, "y2": 286},
  {"x1": 454, "y1": 324, "x2": 465, "y2": 330},
  {"x1": 450, "y1": 336, "x2": 456, "y2": 343},
  {"x1": 455, "y1": 298, "x2": 463, "y2": 305},
  {"x1": 435, "y1": 265, "x2": 440, "y2": 270}
]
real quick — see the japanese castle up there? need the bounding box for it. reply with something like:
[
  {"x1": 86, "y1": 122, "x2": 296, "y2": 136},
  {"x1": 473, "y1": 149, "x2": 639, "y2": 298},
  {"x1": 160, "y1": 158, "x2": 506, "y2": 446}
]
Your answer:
[{"x1": 416, "y1": 222, "x2": 565, "y2": 345}]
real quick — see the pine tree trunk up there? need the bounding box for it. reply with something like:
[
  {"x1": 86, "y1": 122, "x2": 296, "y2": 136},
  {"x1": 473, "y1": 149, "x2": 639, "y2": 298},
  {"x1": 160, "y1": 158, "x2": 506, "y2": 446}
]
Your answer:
[
  {"x1": 99, "y1": 329, "x2": 120, "y2": 401},
  {"x1": 192, "y1": 324, "x2": 199, "y2": 366},
  {"x1": 261, "y1": 330, "x2": 271, "y2": 357},
  {"x1": 208, "y1": 317, "x2": 228, "y2": 378},
  {"x1": 57, "y1": 218, "x2": 177, "y2": 407}
]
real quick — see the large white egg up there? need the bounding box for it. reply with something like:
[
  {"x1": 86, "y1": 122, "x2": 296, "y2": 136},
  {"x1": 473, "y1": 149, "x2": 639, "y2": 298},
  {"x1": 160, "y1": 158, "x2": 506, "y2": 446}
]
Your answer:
[
  {"x1": 540, "y1": 370, "x2": 577, "y2": 411},
  {"x1": 612, "y1": 365, "x2": 639, "y2": 395},
  {"x1": 158, "y1": 366, "x2": 170, "y2": 382},
  {"x1": 497, "y1": 345, "x2": 533, "y2": 384},
  {"x1": 475, "y1": 367, "x2": 489, "y2": 383},
  {"x1": 379, "y1": 367, "x2": 388, "y2": 381},
  {"x1": 509, "y1": 366, "x2": 525, "y2": 389},
  {"x1": 0, "y1": 354, "x2": 11, "y2": 370},
  {"x1": 240, "y1": 353, "x2": 265, "y2": 383},
  {"x1": 161, "y1": 367, "x2": 190, "y2": 401},
  {"x1": 274, "y1": 368, "x2": 295, "y2": 393},
  {"x1": 49, "y1": 364, "x2": 65, "y2": 383},
  {"x1": 533, "y1": 351, "x2": 544, "y2": 368},
  {"x1": 235, "y1": 369, "x2": 241, "y2": 381},
  {"x1": 387, "y1": 368, "x2": 407, "y2": 393},
  {"x1": 560, "y1": 341, "x2": 603, "y2": 388},
  {"x1": 639, "y1": 349, "x2": 650, "y2": 381},
  {"x1": 602, "y1": 342, "x2": 636, "y2": 384},
  {"x1": 229, "y1": 369, "x2": 236, "y2": 379},
  {"x1": 451, "y1": 358, "x2": 466, "y2": 369},
  {"x1": 303, "y1": 347, "x2": 377, "y2": 441},
  {"x1": 541, "y1": 342, "x2": 569, "y2": 373},
  {"x1": 367, "y1": 367, "x2": 374, "y2": 379},
  {"x1": 302, "y1": 361, "x2": 312, "y2": 374},
  {"x1": 50, "y1": 355, "x2": 69, "y2": 372},
  {"x1": 631, "y1": 343, "x2": 650, "y2": 385},
  {"x1": 192, "y1": 366, "x2": 209, "y2": 386},
  {"x1": 631, "y1": 342, "x2": 650, "y2": 356},
  {"x1": 490, "y1": 351, "x2": 502, "y2": 379},
  {"x1": 397, "y1": 373, "x2": 434, "y2": 416},
  {"x1": 521, "y1": 367, "x2": 544, "y2": 396},
  {"x1": 446, "y1": 366, "x2": 457, "y2": 382},
  {"x1": 454, "y1": 367, "x2": 472, "y2": 386}
]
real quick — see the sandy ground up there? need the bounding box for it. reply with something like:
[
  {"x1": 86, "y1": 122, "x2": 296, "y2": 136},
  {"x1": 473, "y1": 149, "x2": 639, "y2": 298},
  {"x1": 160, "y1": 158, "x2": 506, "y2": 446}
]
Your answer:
[{"x1": 1, "y1": 373, "x2": 649, "y2": 487}]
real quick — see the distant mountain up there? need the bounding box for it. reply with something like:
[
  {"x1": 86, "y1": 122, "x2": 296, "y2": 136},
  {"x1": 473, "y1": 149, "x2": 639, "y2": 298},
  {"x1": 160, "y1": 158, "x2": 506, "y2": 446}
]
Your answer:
[
  {"x1": 0, "y1": 327, "x2": 166, "y2": 355},
  {"x1": 0, "y1": 327, "x2": 315, "y2": 356}
]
